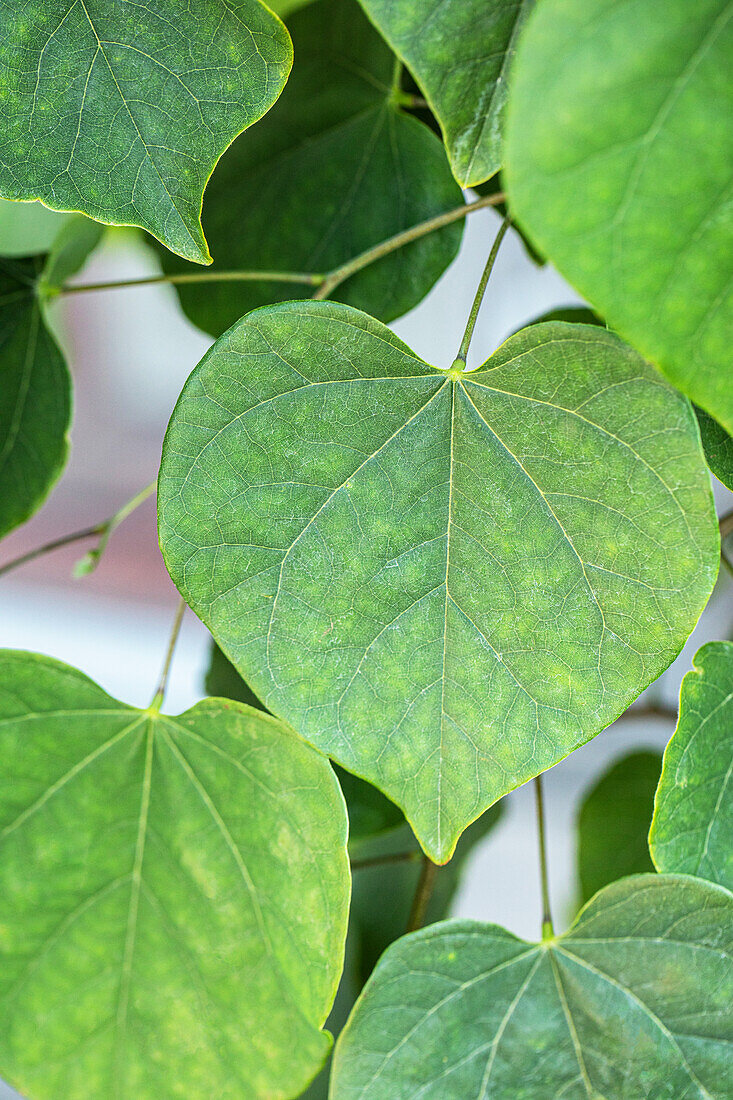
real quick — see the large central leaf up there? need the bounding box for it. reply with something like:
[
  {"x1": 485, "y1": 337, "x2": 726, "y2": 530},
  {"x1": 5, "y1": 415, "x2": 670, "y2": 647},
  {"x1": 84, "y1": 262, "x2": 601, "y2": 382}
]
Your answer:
[
  {"x1": 330, "y1": 875, "x2": 733, "y2": 1098},
  {"x1": 0, "y1": 256, "x2": 70, "y2": 539},
  {"x1": 0, "y1": 0, "x2": 292, "y2": 263},
  {"x1": 0, "y1": 651, "x2": 349, "y2": 1100},
  {"x1": 158, "y1": 303, "x2": 718, "y2": 861}
]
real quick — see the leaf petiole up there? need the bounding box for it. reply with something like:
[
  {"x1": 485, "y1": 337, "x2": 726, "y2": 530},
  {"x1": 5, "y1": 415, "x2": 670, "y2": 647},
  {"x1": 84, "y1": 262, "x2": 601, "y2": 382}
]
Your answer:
[{"x1": 0, "y1": 480, "x2": 156, "y2": 580}]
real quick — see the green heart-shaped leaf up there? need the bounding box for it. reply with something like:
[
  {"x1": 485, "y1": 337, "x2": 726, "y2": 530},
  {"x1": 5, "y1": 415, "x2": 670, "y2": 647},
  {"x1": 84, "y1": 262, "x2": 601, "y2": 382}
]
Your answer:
[
  {"x1": 159, "y1": 302, "x2": 718, "y2": 862},
  {"x1": 0, "y1": 0, "x2": 292, "y2": 264},
  {"x1": 0, "y1": 651, "x2": 349, "y2": 1100},
  {"x1": 577, "y1": 749, "x2": 661, "y2": 904},
  {"x1": 650, "y1": 641, "x2": 733, "y2": 891},
  {"x1": 330, "y1": 875, "x2": 733, "y2": 1098},
  {"x1": 505, "y1": 0, "x2": 733, "y2": 433},
  {"x1": 0, "y1": 256, "x2": 70, "y2": 540},
  {"x1": 157, "y1": 0, "x2": 464, "y2": 335},
  {"x1": 358, "y1": 0, "x2": 533, "y2": 187}
]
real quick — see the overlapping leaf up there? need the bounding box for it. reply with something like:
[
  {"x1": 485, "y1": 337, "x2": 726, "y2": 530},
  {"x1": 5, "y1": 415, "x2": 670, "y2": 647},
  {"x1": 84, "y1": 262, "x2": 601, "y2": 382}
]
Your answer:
[
  {"x1": 157, "y1": 0, "x2": 464, "y2": 335},
  {"x1": 159, "y1": 302, "x2": 718, "y2": 861},
  {"x1": 0, "y1": 651, "x2": 349, "y2": 1100},
  {"x1": 358, "y1": 0, "x2": 533, "y2": 186},
  {"x1": 577, "y1": 749, "x2": 660, "y2": 904},
  {"x1": 205, "y1": 640, "x2": 404, "y2": 841},
  {"x1": 330, "y1": 875, "x2": 733, "y2": 1098},
  {"x1": 650, "y1": 641, "x2": 733, "y2": 891},
  {"x1": 696, "y1": 409, "x2": 733, "y2": 491},
  {"x1": 0, "y1": 0, "x2": 292, "y2": 264},
  {"x1": 0, "y1": 256, "x2": 70, "y2": 540},
  {"x1": 505, "y1": 0, "x2": 733, "y2": 432}
]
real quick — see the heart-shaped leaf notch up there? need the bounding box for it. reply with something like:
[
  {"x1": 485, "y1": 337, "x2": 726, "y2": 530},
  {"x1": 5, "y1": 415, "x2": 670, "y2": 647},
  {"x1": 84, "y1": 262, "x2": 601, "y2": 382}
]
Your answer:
[{"x1": 159, "y1": 302, "x2": 718, "y2": 861}]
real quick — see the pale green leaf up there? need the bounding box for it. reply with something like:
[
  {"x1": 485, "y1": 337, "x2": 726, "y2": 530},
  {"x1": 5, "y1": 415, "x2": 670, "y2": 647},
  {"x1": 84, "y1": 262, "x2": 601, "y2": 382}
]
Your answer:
[
  {"x1": 0, "y1": 1, "x2": 292, "y2": 264},
  {"x1": 0, "y1": 256, "x2": 70, "y2": 540},
  {"x1": 358, "y1": 0, "x2": 533, "y2": 187},
  {"x1": 650, "y1": 641, "x2": 733, "y2": 891},
  {"x1": 41, "y1": 215, "x2": 104, "y2": 290},
  {"x1": 0, "y1": 650, "x2": 349, "y2": 1100},
  {"x1": 157, "y1": 0, "x2": 464, "y2": 335},
  {"x1": 577, "y1": 749, "x2": 660, "y2": 904},
  {"x1": 158, "y1": 303, "x2": 718, "y2": 862},
  {"x1": 330, "y1": 875, "x2": 733, "y2": 1099},
  {"x1": 505, "y1": 0, "x2": 733, "y2": 433},
  {"x1": 0, "y1": 198, "x2": 71, "y2": 256}
]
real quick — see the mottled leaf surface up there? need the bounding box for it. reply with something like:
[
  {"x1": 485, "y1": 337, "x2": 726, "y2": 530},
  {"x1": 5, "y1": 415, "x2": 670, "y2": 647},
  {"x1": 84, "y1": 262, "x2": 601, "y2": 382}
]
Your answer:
[
  {"x1": 0, "y1": 0, "x2": 292, "y2": 263},
  {"x1": 358, "y1": 0, "x2": 533, "y2": 186},
  {"x1": 204, "y1": 640, "x2": 404, "y2": 841},
  {"x1": 330, "y1": 875, "x2": 733, "y2": 1099},
  {"x1": 577, "y1": 749, "x2": 660, "y2": 904},
  {"x1": 158, "y1": 0, "x2": 464, "y2": 335},
  {"x1": 505, "y1": 0, "x2": 733, "y2": 433},
  {"x1": 159, "y1": 303, "x2": 718, "y2": 861},
  {"x1": 0, "y1": 255, "x2": 70, "y2": 539},
  {"x1": 0, "y1": 651, "x2": 349, "y2": 1100},
  {"x1": 650, "y1": 641, "x2": 733, "y2": 891}
]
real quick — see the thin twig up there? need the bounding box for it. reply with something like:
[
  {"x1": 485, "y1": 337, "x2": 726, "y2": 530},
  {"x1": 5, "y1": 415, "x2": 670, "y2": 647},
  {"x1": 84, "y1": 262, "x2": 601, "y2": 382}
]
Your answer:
[
  {"x1": 454, "y1": 215, "x2": 511, "y2": 366},
  {"x1": 0, "y1": 480, "x2": 156, "y2": 580},
  {"x1": 534, "y1": 774, "x2": 554, "y2": 939},
  {"x1": 406, "y1": 854, "x2": 439, "y2": 933},
  {"x1": 312, "y1": 193, "x2": 506, "y2": 302},
  {"x1": 56, "y1": 269, "x2": 321, "y2": 297},
  {"x1": 150, "y1": 597, "x2": 186, "y2": 711}
]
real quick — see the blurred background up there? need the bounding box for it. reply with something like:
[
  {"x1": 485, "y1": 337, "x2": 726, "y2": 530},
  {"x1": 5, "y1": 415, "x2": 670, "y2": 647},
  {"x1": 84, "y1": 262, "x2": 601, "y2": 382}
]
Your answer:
[{"x1": 0, "y1": 196, "x2": 731, "y2": 1097}]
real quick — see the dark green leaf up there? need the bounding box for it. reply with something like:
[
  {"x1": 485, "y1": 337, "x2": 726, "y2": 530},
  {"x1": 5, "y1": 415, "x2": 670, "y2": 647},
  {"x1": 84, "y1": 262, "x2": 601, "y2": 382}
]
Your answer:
[
  {"x1": 577, "y1": 749, "x2": 661, "y2": 904},
  {"x1": 0, "y1": 1, "x2": 292, "y2": 263},
  {"x1": 41, "y1": 215, "x2": 105, "y2": 290},
  {"x1": 0, "y1": 256, "x2": 70, "y2": 540},
  {"x1": 157, "y1": 0, "x2": 464, "y2": 335},
  {"x1": 650, "y1": 641, "x2": 733, "y2": 891},
  {"x1": 331, "y1": 875, "x2": 733, "y2": 1098},
  {"x1": 695, "y1": 407, "x2": 733, "y2": 491},
  {"x1": 359, "y1": 0, "x2": 533, "y2": 187},
  {"x1": 505, "y1": 0, "x2": 733, "y2": 433},
  {"x1": 0, "y1": 650, "x2": 349, "y2": 1100},
  {"x1": 158, "y1": 302, "x2": 718, "y2": 862}
]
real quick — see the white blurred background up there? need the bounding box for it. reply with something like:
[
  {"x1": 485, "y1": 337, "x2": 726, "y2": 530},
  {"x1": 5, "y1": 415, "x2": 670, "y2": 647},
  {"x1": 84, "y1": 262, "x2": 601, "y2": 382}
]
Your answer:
[{"x1": 0, "y1": 199, "x2": 730, "y2": 1099}]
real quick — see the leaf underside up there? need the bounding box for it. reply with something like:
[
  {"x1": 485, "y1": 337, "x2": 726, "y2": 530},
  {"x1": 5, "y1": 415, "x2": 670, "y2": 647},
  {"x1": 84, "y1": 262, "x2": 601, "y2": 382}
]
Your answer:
[
  {"x1": 0, "y1": 0, "x2": 292, "y2": 263},
  {"x1": 158, "y1": 301, "x2": 718, "y2": 861},
  {"x1": 650, "y1": 641, "x2": 733, "y2": 891},
  {"x1": 0, "y1": 255, "x2": 70, "y2": 540},
  {"x1": 157, "y1": 0, "x2": 464, "y2": 335},
  {"x1": 358, "y1": 0, "x2": 532, "y2": 187},
  {"x1": 330, "y1": 875, "x2": 733, "y2": 1099},
  {"x1": 0, "y1": 651, "x2": 349, "y2": 1100},
  {"x1": 504, "y1": 0, "x2": 733, "y2": 434}
]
